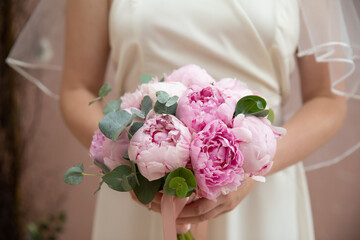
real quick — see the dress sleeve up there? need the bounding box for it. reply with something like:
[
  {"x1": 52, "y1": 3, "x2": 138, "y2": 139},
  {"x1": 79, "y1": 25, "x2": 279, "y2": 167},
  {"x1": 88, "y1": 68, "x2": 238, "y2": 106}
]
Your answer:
[{"x1": 297, "y1": 0, "x2": 360, "y2": 170}]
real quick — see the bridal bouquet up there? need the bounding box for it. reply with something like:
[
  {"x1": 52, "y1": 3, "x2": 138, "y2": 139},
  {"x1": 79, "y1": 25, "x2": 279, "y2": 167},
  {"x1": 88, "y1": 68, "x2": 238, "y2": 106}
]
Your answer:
[{"x1": 64, "y1": 65, "x2": 285, "y2": 240}]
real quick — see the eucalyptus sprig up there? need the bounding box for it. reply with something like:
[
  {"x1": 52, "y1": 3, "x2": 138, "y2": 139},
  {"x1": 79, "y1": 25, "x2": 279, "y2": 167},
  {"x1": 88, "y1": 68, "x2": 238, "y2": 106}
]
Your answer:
[
  {"x1": 154, "y1": 91, "x2": 179, "y2": 115},
  {"x1": 164, "y1": 167, "x2": 197, "y2": 199}
]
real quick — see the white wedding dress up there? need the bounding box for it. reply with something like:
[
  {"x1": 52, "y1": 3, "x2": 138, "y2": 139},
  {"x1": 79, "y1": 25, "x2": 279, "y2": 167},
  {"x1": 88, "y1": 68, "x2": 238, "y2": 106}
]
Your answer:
[{"x1": 92, "y1": 0, "x2": 315, "y2": 239}]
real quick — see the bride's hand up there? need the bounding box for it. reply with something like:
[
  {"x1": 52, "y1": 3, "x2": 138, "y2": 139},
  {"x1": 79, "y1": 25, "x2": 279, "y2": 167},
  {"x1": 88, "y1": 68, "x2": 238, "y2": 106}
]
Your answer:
[{"x1": 176, "y1": 178, "x2": 256, "y2": 224}]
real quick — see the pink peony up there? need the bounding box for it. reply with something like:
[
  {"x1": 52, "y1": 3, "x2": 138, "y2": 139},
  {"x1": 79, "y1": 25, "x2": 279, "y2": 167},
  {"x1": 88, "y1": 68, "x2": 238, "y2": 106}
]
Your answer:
[
  {"x1": 128, "y1": 114, "x2": 192, "y2": 181},
  {"x1": 139, "y1": 81, "x2": 187, "y2": 104},
  {"x1": 89, "y1": 129, "x2": 130, "y2": 171},
  {"x1": 232, "y1": 114, "x2": 286, "y2": 176},
  {"x1": 165, "y1": 64, "x2": 215, "y2": 87},
  {"x1": 191, "y1": 120, "x2": 245, "y2": 201},
  {"x1": 176, "y1": 85, "x2": 237, "y2": 133},
  {"x1": 215, "y1": 78, "x2": 254, "y2": 101},
  {"x1": 120, "y1": 89, "x2": 143, "y2": 110}
]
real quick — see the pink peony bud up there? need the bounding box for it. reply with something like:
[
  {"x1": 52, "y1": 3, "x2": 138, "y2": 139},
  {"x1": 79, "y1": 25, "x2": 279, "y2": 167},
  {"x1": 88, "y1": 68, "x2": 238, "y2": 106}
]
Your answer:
[
  {"x1": 165, "y1": 64, "x2": 215, "y2": 87},
  {"x1": 215, "y1": 78, "x2": 254, "y2": 101},
  {"x1": 128, "y1": 114, "x2": 192, "y2": 181},
  {"x1": 232, "y1": 114, "x2": 286, "y2": 176},
  {"x1": 89, "y1": 129, "x2": 130, "y2": 171}
]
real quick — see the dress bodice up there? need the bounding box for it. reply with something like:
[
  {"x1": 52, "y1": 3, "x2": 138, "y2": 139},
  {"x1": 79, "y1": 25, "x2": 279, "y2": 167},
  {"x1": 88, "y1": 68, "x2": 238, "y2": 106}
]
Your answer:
[{"x1": 109, "y1": 0, "x2": 300, "y2": 122}]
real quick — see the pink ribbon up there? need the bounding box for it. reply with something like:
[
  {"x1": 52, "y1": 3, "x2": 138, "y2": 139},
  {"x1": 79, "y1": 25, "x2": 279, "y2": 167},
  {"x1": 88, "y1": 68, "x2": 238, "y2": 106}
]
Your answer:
[{"x1": 161, "y1": 194, "x2": 190, "y2": 240}]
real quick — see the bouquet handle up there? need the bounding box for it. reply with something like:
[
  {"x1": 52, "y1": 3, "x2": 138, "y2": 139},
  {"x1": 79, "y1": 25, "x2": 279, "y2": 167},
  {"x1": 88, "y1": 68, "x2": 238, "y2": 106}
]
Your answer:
[{"x1": 161, "y1": 195, "x2": 190, "y2": 240}]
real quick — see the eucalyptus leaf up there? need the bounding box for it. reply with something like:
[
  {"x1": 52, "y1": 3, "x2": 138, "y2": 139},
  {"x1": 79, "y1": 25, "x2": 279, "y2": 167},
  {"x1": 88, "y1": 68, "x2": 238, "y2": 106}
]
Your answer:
[
  {"x1": 169, "y1": 177, "x2": 186, "y2": 189},
  {"x1": 99, "y1": 110, "x2": 132, "y2": 141},
  {"x1": 169, "y1": 177, "x2": 189, "y2": 198},
  {"x1": 267, "y1": 108, "x2": 275, "y2": 123},
  {"x1": 140, "y1": 74, "x2": 153, "y2": 84},
  {"x1": 133, "y1": 174, "x2": 163, "y2": 204},
  {"x1": 141, "y1": 95, "x2": 152, "y2": 117},
  {"x1": 129, "y1": 122, "x2": 144, "y2": 140},
  {"x1": 93, "y1": 180, "x2": 104, "y2": 194},
  {"x1": 102, "y1": 165, "x2": 137, "y2": 192},
  {"x1": 164, "y1": 168, "x2": 196, "y2": 198},
  {"x1": 94, "y1": 160, "x2": 110, "y2": 174},
  {"x1": 103, "y1": 99, "x2": 122, "y2": 115},
  {"x1": 154, "y1": 101, "x2": 178, "y2": 115},
  {"x1": 166, "y1": 102, "x2": 178, "y2": 115},
  {"x1": 154, "y1": 101, "x2": 166, "y2": 114},
  {"x1": 175, "y1": 182, "x2": 188, "y2": 199},
  {"x1": 89, "y1": 97, "x2": 101, "y2": 105},
  {"x1": 165, "y1": 96, "x2": 179, "y2": 107},
  {"x1": 234, "y1": 95, "x2": 267, "y2": 117},
  {"x1": 123, "y1": 153, "x2": 130, "y2": 161},
  {"x1": 63, "y1": 163, "x2": 84, "y2": 185},
  {"x1": 98, "y1": 83, "x2": 112, "y2": 97},
  {"x1": 156, "y1": 91, "x2": 170, "y2": 104},
  {"x1": 131, "y1": 109, "x2": 145, "y2": 119}
]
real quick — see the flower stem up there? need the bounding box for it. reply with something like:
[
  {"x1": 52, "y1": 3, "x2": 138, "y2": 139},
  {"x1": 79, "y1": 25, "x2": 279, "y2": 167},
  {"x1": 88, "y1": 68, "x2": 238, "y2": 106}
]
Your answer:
[
  {"x1": 125, "y1": 128, "x2": 132, "y2": 137},
  {"x1": 82, "y1": 173, "x2": 103, "y2": 177},
  {"x1": 177, "y1": 231, "x2": 194, "y2": 240},
  {"x1": 102, "y1": 97, "x2": 115, "y2": 111}
]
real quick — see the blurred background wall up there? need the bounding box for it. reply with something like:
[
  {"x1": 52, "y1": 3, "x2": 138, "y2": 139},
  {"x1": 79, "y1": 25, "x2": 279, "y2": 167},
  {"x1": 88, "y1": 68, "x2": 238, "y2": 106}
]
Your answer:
[{"x1": 1, "y1": 0, "x2": 360, "y2": 239}]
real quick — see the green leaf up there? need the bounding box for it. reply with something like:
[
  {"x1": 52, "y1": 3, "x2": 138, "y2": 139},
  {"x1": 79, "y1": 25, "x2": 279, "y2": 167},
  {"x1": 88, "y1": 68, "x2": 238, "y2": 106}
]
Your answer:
[
  {"x1": 169, "y1": 177, "x2": 189, "y2": 199},
  {"x1": 63, "y1": 163, "x2": 84, "y2": 185},
  {"x1": 102, "y1": 165, "x2": 137, "y2": 192},
  {"x1": 167, "y1": 103, "x2": 178, "y2": 115},
  {"x1": 141, "y1": 95, "x2": 152, "y2": 117},
  {"x1": 267, "y1": 108, "x2": 275, "y2": 123},
  {"x1": 154, "y1": 101, "x2": 166, "y2": 114},
  {"x1": 59, "y1": 212, "x2": 66, "y2": 222},
  {"x1": 133, "y1": 174, "x2": 163, "y2": 204},
  {"x1": 99, "y1": 110, "x2": 132, "y2": 141},
  {"x1": 234, "y1": 95, "x2": 267, "y2": 117},
  {"x1": 131, "y1": 109, "x2": 145, "y2": 119},
  {"x1": 128, "y1": 122, "x2": 144, "y2": 140},
  {"x1": 249, "y1": 109, "x2": 269, "y2": 118},
  {"x1": 123, "y1": 153, "x2": 130, "y2": 161},
  {"x1": 94, "y1": 160, "x2": 110, "y2": 174},
  {"x1": 165, "y1": 96, "x2": 179, "y2": 107},
  {"x1": 98, "y1": 83, "x2": 112, "y2": 97},
  {"x1": 103, "y1": 99, "x2": 122, "y2": 115},
  {"x1": 93, "y1": 180, "x2": 104, "y2": 194},
  {"x1": 169, "y1": 177, "x2": 186, "y2": 189},
  {"x1": 176, "y1": 182, "x2": 188, "y2": 199},
  {"x1": 164, "y1": 168, "x2": 196, "y2": 198},
  {"x1": 140, "y1": 74, "x2": 153, "y2": 84},
  {"x1": 156, "y1": 91, "x2": 170, "y2": 104},
  {"x1": 154, "y1": 101, "x2": 178, "y2": 115},
  {"x1": 160, "y1": 77, "x2": 165, "y2": 82},
  {"x1": 89, "y1": 97, "x2": 101, "y2": 105}
]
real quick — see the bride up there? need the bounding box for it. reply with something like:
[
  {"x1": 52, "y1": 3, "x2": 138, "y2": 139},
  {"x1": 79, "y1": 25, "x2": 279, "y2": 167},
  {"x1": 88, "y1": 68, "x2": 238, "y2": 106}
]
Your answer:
[{"x1": 29, "y1": 0, "x2": 357, "y2": 239}]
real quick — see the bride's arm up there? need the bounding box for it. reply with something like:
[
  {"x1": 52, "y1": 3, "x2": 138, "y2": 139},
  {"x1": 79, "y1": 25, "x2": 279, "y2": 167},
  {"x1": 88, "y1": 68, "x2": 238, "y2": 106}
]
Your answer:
[
  {"x1": 176, "y1": 54, "x2": 346, "y2": 224},
  {"x1": 60, "y1": 0, "x2": 110, "y2": 148}
]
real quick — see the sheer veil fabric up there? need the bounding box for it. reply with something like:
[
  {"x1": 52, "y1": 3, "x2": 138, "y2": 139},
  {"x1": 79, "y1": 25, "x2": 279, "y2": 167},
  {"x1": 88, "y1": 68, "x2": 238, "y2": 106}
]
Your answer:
[{"x1": 7, "y1": 0, "x2": 360, "y2": 171}]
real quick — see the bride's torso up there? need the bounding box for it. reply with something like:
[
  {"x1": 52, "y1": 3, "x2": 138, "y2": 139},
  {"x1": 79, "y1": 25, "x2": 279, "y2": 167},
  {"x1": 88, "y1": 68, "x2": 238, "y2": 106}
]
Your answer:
[{"x1": 109, "y1": 0, "x2": 299, "y2": 124}]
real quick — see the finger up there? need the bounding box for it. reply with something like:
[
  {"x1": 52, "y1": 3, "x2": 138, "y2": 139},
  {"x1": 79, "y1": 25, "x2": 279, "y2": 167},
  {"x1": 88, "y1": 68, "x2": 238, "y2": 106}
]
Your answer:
[
  {"x1": 152, "y1": 192, "x2": 163, "y2": 204},
  {"x1": 177, "y1": 204, "x2": 224, "y2": 224},
  {"x1": 178, "y1": 198, "x2": 218, "y2": 218},
  {"x1": 129, "y1": 191, "x2": 142, "y2": 206},
  {"x1": 150, "y1": 202, "x2": 161, "y2": 213}
]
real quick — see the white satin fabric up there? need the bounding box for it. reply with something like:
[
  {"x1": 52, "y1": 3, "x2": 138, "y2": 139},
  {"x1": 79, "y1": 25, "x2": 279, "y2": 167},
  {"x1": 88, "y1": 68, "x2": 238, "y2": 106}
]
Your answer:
[{"x1": 92, "y1": 0, "x2": 314, "y2": 239}]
